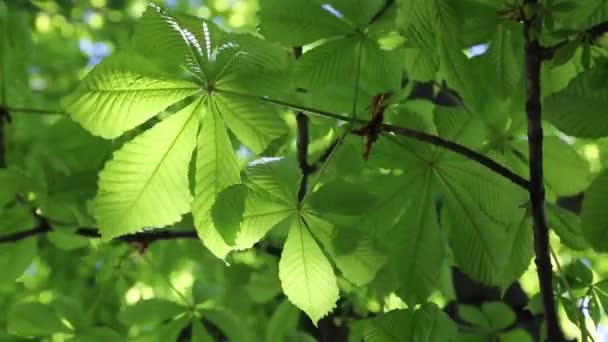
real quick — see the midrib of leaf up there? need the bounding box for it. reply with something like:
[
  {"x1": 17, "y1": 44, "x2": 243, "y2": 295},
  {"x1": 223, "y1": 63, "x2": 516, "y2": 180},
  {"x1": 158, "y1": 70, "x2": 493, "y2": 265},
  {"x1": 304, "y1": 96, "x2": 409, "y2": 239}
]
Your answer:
[
  {"x1": 212, "y1": 93, "x2": 264, "y2": 150},
  {"x1": 122, "y1": 98, "x2": 203, "y2": 217},
  {"x1": 156, "y1": 7, "x2": 208, "y2": 81},
  {"x1": 86, "y1": 87, "x2": 201, "y2": 93},
  {"x1": 493, "y1": 28, "x2": 511, "y2": 93},
  {"x1": 384, "y1": 134, "x2": 431, "y2": 163},
  {"x1": 252, "y1": 160, "x2": 294, "y2": 206},
  {"x1": 351, "y1": 38, "x2": 364, "y2": 119},
  {"x1": 243, "y1": 208, "x2": 295, "y2": 220},
  {"x1": 434, "y1": 168, "x2": 501, "y2": 270},
  {"x1": 437, "y1": 162, "x2": 515, "y2": 226},
  {"x1": 297, "y1": 217, "x2": 314, "y2": 311},
  {"x1": 299, "y1": 33, "x2": 365, "y2": 205},
  {"x1": 213, "y1": 51, "x2": 245, "y2": 83},
  {"x1": 212, "y1": 100, "x2": 223, "y2": 195},
  {"x1": 402, "y1": 169, "x2": 433, "y2": 286},
  {"x1": 370, "y1": 174, "x2": 420, "y2": 220}
]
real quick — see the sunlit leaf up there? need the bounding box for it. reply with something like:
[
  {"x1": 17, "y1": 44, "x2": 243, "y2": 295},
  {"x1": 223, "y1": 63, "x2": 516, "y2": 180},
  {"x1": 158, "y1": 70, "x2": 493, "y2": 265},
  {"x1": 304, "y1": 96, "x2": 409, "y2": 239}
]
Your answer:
[{"x1": 94, "y1": 99, "x2": 200, "y2": 239}]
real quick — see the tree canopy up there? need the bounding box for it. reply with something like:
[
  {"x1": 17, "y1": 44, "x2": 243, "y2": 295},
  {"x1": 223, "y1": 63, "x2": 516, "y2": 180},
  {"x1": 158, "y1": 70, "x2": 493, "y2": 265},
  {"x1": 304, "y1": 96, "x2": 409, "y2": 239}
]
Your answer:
[{"x1": 1, "y1": 0, "x2": 608, "y2": 341}]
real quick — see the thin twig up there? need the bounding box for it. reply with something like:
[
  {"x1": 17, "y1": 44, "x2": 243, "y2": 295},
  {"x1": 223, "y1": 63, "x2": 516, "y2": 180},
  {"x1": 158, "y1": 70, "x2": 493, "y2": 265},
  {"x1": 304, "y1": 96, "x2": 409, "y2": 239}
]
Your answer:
[
  {"x1": 550, "y1": 247, "x2": 592, "y2": 342},
  {"x1": 294, "y1": 46, "x2": 311, "y2": 203},
  {"x1": 0, "y1": 224, "x2": 199, "y2": 244},
  {"x1": 216, "y1": 88, "x2": 530, "y2": 190},
  {"x1": 86, "y1": 250, "x2": 132, "y2": 319},
  {"x1": 139, "y1": 253, "x2": 192, "y2": 307},
  {"x1": 380, "y1": 124, "x2": 530, "y2": 190},
  {"x1": 542, "y1": 20, "x2": 608, "y2": 60},
  {"x1": 522, "y1": 2, "x2": 567, "y2": 340}
]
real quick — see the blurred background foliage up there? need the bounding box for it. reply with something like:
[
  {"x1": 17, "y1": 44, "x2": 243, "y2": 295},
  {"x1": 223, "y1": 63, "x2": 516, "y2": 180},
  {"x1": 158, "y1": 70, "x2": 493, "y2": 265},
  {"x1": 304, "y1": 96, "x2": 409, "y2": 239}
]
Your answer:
[{"x1": 0, "y1": 0, "x2": 608, "y2": 341}]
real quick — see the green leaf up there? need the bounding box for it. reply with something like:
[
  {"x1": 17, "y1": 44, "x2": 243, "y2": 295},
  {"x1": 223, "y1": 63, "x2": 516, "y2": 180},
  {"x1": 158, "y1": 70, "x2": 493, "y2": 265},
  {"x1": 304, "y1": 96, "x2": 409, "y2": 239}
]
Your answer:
[
  {"x1": 191, "y1": 319, "x2": 214, "y2": 342},
  {"x1": 565, "y1": 259, "x2": 593, "y2": 289},
  {"x1": 265, "y1": 300, "x2": 300, "y2": 342},
  {"x1": 304, "y1": 213, "x2": 386, "y2": 287},
  {"x1": 498, "y1": 215, "x2": 534, "y2": 285},
  {"x1": 593, "y1": 279, "x2": 608, "y2": 314},
  {"x1": 212, "y1": 92, "x2": 287, "y2": 154},
  {"x1": 392, "y1": 171, "x2": 445, "y2": 305},
  {"x1": 62, "y1": 52, "x2": 201, "y2": 139},
  {"x1": 137, "y1": 315, "x2": 190, "y2": 342},
  {"x1": 486, "y1": 24, "x2": 521, "y2": 99},
  {"x1": 54, "y1": 296, "x2": 86, "y2": 329},
  {"x1": 201, "y1": 308, "x2": 251, "y2": 342},
  {"x1": 499, "y1": 329, "x2": 534, "y2": 342},
  {"x1": 434, "y1": 105, "x2": 485, "y2": 149},
  {"x1": 543, "y1": 136, "x2": 591, "y2": 196},
  {"x1": 481, "y1": 302, "x2": 516, "y2": 330},
  {"x1": 363, "y1": 310, "x2": 411, "y2": 342},
  {"x1": 192, "y1": 103, "x2": 240, "y2": 259},
  {"x1": 118, "y1": 298, "x2": 186, "y2": 326},
  {"x1": 245, "y1": 263, "x2": 282, "y2": 303},
  {"x1": 581, "y1": 170, "x2": 608, "y2": 251},
  {"x1": 278, "y1": 216, "x2": 339, "y2": 325},
  {"x1": 544, "y1": 67, "x2": 608, "y2": 138},
  {"x1": 7, "y1": 302, "x2": 71, "y2": 336},
  {"x1": 398, "y1": 0, "x2": 461, "y2": 52},
  {"x1": 258, "y1": 0, "x2": 354, "y2": 45},
  {"x1": 320, "y1": 0, "x2": 384, "y2": 28},
  {"x1": 294, "y1": 37, "x2": 359, "y2": 91},
  {"x1": 363, "y1": 304, "x2": 456, "y2": 342},
  {"x1": 211, "y1": 184, "x2": 248, "y2": 245},
  {"x1": 132, "y1": 4, "x2": 200, "y2": 74},
  {"x1": 232, "y1": 157, "x2": 296, "y2": 250},
  {"x1": 74, "y1": 327, "x2": 123, "y2": 342},
  {"x1": 94, "y1": 99, "x2": 200, "y2": 240},
  {"x1": 192, "y1": 279, "x2": 224, "y2": 305},
  {"x1": 439, "y1": 41, "x2": 479, "y2": 112},
  {"x1": 360, "y1": 38, "x2": 402, "y2": 93},
  {"x1": 458, "y1": 305, "x2": 490, "y2": 329},
  {"x1": 403, "y1": 47, "x2": 439, "y2": 81},
  {"x1": 546, "y1": 203, "x2": 589, "y2": 250},
  {"x1": 436, "y1": 160, "x2": 526, "y2": 284},
  {"x1": 0, "y1": 169, "x2": 20, "y2": 207},
  {"x1": 309, "y1": 179, "x2": 377, "y2": 216},
  {"x1": 244, "y1": 157, "x2": 297, "y2": 205},
  {"x1": 0, "y1": 239, "x2": 36, "y2": 285},
  {"x1": 0, "y1": 205, "x2": 36, "y2": 234},
  {"x1": 233, "y1": 191, "x2": 294, "y2": 250},
  {"x1": 0, "y1": 207, "x2": 38, "y2": 284}
]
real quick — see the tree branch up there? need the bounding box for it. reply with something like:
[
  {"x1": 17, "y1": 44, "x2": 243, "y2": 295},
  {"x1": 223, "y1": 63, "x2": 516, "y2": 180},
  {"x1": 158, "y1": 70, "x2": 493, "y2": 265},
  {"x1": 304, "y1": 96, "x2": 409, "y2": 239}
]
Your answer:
[
  {"x1": 293, "y1": 46, "x2": 312, "y2": 203},
  {"x1": 0, "y1": 222, "x2": 199, "y2": 245},
  {"x1": 217, "y1": 88, "x2": 531, "y2": 191},
  {"x1": 379, "y1": 124, "x2": 530, "y2": 190},
  {"x1": 542, "y1": 20, "x2": 608, "y2": 60},
  {"x1": 523, "y1": 3, "x2": 567, "y2": 341}
]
